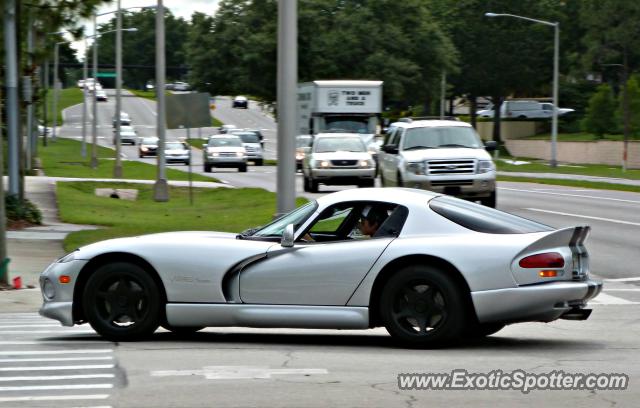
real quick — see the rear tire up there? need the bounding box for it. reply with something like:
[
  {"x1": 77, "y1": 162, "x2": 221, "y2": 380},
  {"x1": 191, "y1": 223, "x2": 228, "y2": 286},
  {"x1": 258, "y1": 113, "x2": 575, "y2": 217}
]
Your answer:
[
  {"x1": 83, "y1": 262, "x2": 161, "y2": 341},
  {"x1": 379, "y1": 265, "x2": 467, "y2": 347},
  {"x1": 239, "y1": 164, "x2": 248, "y2": 172},
  {"x1": 255, "y1": 159, "x2": 264, "y2": 166}
]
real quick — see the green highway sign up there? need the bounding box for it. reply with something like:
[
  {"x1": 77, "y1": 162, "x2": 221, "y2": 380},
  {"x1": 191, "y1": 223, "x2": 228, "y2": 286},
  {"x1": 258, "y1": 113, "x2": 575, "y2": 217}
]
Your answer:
[{"x1": 96, "y1": 72, "x2": 116, "y2": 78}]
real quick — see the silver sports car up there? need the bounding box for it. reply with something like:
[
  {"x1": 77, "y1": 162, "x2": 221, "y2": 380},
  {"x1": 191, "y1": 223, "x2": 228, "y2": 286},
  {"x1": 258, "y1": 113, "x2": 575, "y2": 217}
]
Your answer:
[{"x1": 39, "y1": 188, "x2": 602, "y2": 347}]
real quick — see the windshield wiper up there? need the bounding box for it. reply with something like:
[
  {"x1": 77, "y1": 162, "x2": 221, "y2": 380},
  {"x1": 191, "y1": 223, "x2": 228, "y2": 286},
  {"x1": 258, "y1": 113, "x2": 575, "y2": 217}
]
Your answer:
[
  {"x1": 437, "y1": 144, "x2": 473, "y2": 148},
  {"x1": 403, "y1": 145, "x2": 436, "y2": 151},
  {"x1": 237, "y1": 226, "x2": 261, "y2": 239}
]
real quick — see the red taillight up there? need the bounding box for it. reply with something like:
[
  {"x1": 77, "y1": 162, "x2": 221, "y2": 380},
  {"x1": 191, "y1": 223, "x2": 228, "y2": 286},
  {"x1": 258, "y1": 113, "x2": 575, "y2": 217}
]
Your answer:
[{"x1": 519, "y1": 252, "x2": 564, "y2": 268}]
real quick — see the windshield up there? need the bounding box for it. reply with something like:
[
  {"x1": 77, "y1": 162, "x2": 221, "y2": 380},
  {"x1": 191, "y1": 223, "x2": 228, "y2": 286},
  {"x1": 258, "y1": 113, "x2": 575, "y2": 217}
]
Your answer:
[
  {"x1": 252, "y1": 201, "x2": 318, "y2": 237},
  {"x1": 166, "y1": 142, "x2": 187, "y2": 150},
  {"x1": 403, "y1": 127, "x2": 481, "y2": 150},
  {"x1": 296, "y1": 136, "x2": 312, "y2": 148},
  {"x1": 142, "y1": 138, "x2": 158, "y2": 144},
  {"x1": 209, "y1": 138, "x2": 242, "y2": 147},
  {"x1": 235, "y1": 133, "x2": 260, "y2": 143},
  {"x1": 315, "y1": 137, "x2": 366, "y2": 153},
  {"x1": 325, "y1": 116, "x2": 369, "y2": 134}
]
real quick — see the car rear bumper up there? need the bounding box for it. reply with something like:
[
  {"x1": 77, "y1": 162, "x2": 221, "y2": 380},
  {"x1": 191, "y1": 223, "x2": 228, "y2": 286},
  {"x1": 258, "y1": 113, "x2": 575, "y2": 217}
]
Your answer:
[{"x1": 472, "y1": 279, "x2": 603, "y2": 324}]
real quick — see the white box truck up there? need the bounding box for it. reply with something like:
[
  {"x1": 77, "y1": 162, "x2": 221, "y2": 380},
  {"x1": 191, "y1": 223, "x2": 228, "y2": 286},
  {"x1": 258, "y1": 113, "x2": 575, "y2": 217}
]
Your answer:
[{"x1": 297, "y1": 80, "x2": 383, "y2": 137}]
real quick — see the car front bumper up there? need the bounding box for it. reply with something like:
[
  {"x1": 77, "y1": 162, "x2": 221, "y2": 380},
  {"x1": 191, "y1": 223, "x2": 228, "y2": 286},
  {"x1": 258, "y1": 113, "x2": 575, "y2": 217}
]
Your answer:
[
  {"x1": 402, "y1": 172, "x2": 496, "y2": 198},
  {"x1": 39, "y1": 259, "x2": 88, "y2": 327},
  {"x1": 310, "y1": 168, "x2": 376, "y2": 185},
  {"x1": 205, "y1": 157, "x2": 247, "y2": 166},
  {"x1": 166, "y1": 154, "x2": 190, "y2": 162},
  {"x1": 472, "y1": 279, "x2": 603, "y2": 324}
]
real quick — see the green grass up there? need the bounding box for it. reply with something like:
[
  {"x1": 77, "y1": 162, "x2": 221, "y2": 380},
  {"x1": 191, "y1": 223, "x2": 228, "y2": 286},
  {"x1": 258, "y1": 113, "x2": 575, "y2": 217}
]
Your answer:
[
  {"x1": 496, "y1": 158, "x2": 640, "y2": 180},
  {"x1": 497, "y1": 175, "x2": 640, "y2": 193},
  {"x1": 127, "y1": 89, "x2": 172, "y2": 100},
  {"x1": 41, "y1": 88, "x2": 84, "y2": 126},
  {"x1": 211, "y1": 116, "x2": 223, "y2": 127},
  {"x1": 187, "y1": 138, "x2": 206, "y2": 149},
  {"x1": 38, "y1": 138, "x2": 218, "y2": 182},
  {"x1": 58, "y1": 181, "x2": 307, "y2": 251}
]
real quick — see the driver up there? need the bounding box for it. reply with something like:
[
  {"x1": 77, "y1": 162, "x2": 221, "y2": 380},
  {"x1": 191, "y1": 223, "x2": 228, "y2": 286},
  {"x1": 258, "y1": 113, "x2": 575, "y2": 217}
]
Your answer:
[{"x1": 357, "y1": 206, "x2": 387, "y2": 238}]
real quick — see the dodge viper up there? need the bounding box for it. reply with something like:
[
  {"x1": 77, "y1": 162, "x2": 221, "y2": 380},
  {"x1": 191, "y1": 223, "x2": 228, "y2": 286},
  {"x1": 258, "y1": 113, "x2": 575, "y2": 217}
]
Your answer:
[{"x1": 40, "y1": 188, "x2": 602, "y2": 346}]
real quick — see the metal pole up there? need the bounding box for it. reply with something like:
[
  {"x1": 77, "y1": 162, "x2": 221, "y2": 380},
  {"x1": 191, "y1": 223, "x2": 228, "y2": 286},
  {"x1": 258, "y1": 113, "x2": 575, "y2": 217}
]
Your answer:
[
  {"x1": 550, "y1": 23, "x2": 559, "y2": 168},
  {"x1": 187, "y1": 128, "x2": 193, "y2": 205},
  {"x1": 43, "y1": 58, "x2": 49, "y2": 146},
  {"x1": 154, "y1": 0, "x2": 169, "y2": 201},
  {"x1": 0, "y1": 87, "x2": 8, "y2": 285},
  {"x1": 26, "y1": 10, "x2": 34, "y2": 171},
  {"x1": 114, "y1": 0, "x2": 123, "y2": 178},
  {"x1": 52, "y1": 42, "x2": 59, "y2": 143},
  {"x1": 276, "y1": 0, "x2": 297, "y2": 215},
  {"x1": 440, "y1": 71, "x2": 446, "y2": 119},
  {"x1": 81, "y1": 38, "x2": 88, "y2": 158},
  {"x1": 4, "y1": 0, "x2": 20, "y2": 196},
  {"x1": 91, "y1": 14, "x2": 99, "y2": 168}
]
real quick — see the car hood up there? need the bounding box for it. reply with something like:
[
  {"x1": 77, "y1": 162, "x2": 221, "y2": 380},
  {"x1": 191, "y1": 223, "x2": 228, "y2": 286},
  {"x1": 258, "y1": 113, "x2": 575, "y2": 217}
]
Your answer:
[
  {"x1": 207, "y1": 146, "x2": 245, "y2": 152},
  {"x1": 166, "y1": 149, "x2": 189, "y2": 154},
  {"x1": 311, "y1": 151, "x2": 371, "y2": 160},
  {"x1": 242, "y1": 142, "x2": 261, "y2": 148},
  {"x1": 401, "y1": 147, "x2": 492, "y2": 161}
]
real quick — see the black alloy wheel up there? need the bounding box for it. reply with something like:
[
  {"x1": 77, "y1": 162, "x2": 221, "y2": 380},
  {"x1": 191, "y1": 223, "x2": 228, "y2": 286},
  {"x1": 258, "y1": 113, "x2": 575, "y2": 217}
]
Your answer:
[
  {"x1": 83, "y1": 262, "x2": 161, "y2": 341},
  {"x1": 380, "y1": 265, "x2": 467, "y2": 347}
]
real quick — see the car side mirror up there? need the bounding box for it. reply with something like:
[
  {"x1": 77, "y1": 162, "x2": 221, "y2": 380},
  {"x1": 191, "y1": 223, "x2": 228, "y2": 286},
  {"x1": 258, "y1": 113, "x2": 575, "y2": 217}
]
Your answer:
[
  {"x1": 382, "y1": 144, "x2": 398, "y2": 154},
  {"x1": 484, "y1": 141, "x2": 498, "y2": 152},
  {"x1": 281, "y1": 224, "x2": 295, "y2": 248}
]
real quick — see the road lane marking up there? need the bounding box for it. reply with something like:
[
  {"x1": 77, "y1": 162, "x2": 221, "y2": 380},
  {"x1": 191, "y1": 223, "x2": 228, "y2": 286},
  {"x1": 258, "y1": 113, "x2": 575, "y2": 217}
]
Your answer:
[
  {"x1": 0, "y1": 356, "x2": 113, "y2": 363},
  {"x1": 604, "y1": 277, "x2": 640, "y2": 282},
  {"x1": 525, "y1": 208, "x2": 640, "y2": 227},
  {"x1": 591, "y1": 293, "x2": 640, "y2": 305},
  {"x1": 0, "y1": 341, "x2": 111, "y2": 345},
  {"x1": 0, "y1": 349, "x2": 113, "y2": 355},
  {"x1": 0, "y1": 374, "x2": 115, "y2": 382},
  {"x1": 0, "y1": 395, "x2": 110, "y2": 402},
  {"x1": 0, "y1": 324, "x2": 64, "y2": 328},
  {"x1": 0, "y1": 364, "x2": 115, "y2": 371},
  {"x1": 501, "y1": 187, "x2": 640, "y2": 204},
  {"x1": 151, "y1": 365, "x2": 329, "y2": 380},
  {"x1": 0, "y1": 330, "x2": 96, "y2": 334},
  {"x1": 0, "y1": 384, "x2": 113, "y2": 391}
]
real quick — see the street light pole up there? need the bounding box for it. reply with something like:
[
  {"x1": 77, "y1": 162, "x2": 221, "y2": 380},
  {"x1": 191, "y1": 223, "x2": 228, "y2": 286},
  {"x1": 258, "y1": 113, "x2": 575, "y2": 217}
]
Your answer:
[
  {"x1": 114, "y1": 0, "x2": 123, "y2": 178},
  {"x1": 81, "y1": 37, "x2": 88, "y2": 158},
  {"x1": 485, "y1": 12, "x2": 560, "y2": 167},
  {"x1": 91, "y1": 14, "x2": 99, "y2": 168},
  {"x1": 154, "y1": 0, "x2": 169, "y2": 201},
  {"x1": 52, "y1": 41, "x2": 62, "y2": 143},
  {"x1": 276, "y1": 0, "x2": 298, "y2": 216}
]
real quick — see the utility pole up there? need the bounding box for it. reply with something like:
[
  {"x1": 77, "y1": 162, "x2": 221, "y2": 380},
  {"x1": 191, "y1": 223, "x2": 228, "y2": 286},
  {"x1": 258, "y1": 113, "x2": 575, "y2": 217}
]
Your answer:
[
  {"x1": 114, "y1": 0, "x2": 124, "y2": 178},
  {"x1": 276, "y1": 0, "x2": 298, "y2": 215},
  {"x1": 0, "y1": 88, "x2": 8, "y2": 286},
  {"x1": 52, "y1": 42, "x2": 60, "y2": 143},
  {"x1": 26, "y1": 10, "x2": 35, "y2": 172},
  {"x1": 4, "y1": 0, "x2": 21, "y2": 197},
  {"x1": 154, "y1": 0, "x2": 169, "y2": 201},
  {"x1": 81, "y1": 38, "x2": 88, "y2": 158},
  {"x1": 43, "y1": 59, "x2": 49, "y2": 147},
  {"x1": 91, "y1": 14, "x2": 99, "y2": 168}
]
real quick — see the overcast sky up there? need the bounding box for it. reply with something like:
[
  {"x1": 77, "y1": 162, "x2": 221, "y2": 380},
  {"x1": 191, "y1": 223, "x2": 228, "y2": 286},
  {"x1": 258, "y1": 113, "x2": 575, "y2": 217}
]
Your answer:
[{"x1": 69, "y1": 0, "x2": 221, "y2": 58}]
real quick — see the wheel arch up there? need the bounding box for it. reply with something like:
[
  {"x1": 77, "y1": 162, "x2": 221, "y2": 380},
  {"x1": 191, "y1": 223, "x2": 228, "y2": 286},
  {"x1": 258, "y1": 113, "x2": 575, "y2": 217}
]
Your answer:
[
  {"x1": 72, "y1": 252, "x2": 168, "y2": 323},
  {"x1": 367, "y1": 254, "x2": 477, "y2": 328}
]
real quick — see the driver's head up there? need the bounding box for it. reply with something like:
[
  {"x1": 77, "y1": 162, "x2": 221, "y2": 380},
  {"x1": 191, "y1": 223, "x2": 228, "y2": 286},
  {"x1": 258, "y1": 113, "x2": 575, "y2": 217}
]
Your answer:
[{"x1": 360, "y1": 207, "x2": 387, "y2": 236}]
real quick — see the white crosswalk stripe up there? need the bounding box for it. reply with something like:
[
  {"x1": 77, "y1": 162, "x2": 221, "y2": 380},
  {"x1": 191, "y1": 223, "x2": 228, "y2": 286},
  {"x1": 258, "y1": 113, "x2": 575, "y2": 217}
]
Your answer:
[{"x1": 0, "y1": 313, "x2": 117, "y2": 407}]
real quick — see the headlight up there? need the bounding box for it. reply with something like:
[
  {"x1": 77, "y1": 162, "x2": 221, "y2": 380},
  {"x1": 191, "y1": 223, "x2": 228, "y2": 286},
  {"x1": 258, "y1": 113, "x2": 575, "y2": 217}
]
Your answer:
[
  {"x1": 359, "y1": 159, "x2": 373, "y2": 168},
  {"x1": 42, "y1": 278, "x2": 56, "y2": 299},
  {"x1": 211, "y1": 152, "x2": 219, "y2": 157},
  {"x1": 236, "y1": 152, "x2": 244, "y2": 157},
  {"x1": 405, "y1": 161, "x2": 426, "y2": 175},
  {"x1": 296, "y1": 152, "x2": 305, "y2": 160},
  {"x1": 319, "y1": 160, "x2": 330, "y2": 168},
  {"x1": 141, "y1": 147, "x2": 148, "y2": 152},
  {"x1": 478, "y1": 160, "x2": 495, "y2": 173},
  {"x1": 57, "y1": 251, "x2": 76, "y2": 263}
]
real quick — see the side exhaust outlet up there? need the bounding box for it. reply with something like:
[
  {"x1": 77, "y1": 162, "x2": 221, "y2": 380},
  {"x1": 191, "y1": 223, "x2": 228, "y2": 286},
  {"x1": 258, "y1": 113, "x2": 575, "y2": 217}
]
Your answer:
[{"x1": 560, "y1": 308, "x2": 592, "y2": 321}]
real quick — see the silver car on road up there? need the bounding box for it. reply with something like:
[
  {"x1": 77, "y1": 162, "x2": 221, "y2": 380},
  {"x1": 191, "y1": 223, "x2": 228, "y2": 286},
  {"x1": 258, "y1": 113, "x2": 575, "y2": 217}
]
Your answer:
[{"x1": 39, "y1": 188, "x2": 601, "y2": 347}]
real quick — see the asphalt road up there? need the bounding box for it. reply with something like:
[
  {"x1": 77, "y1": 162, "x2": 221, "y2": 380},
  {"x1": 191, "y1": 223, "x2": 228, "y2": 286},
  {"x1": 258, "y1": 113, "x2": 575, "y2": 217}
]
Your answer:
[{"x1": 16, "y1": 89, "x2": 636, "y2": 408}]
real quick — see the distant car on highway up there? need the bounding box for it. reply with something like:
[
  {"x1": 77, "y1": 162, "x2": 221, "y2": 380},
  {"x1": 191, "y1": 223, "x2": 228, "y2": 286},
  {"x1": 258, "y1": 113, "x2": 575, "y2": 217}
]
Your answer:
[
  {"x1": 477, "y1": 100, "x2": 574, "y2": 119},
  {"x1": 230, "y1": 130, "x2": 264, "y2": 166},
  {"x1": 244, "y1": 128, "x2": 265, "y2": 148},
  {"x1": 95, "y1": 90, "x2": 108, "y2": 102},
  {"x1": 296, "y1": 135, "x2": 313, "y2": 170},
  {"x1": 113, "y1": 129, "x2": 138, "y2": 145},
  {"x1": 112, "y1": 112, "x2": 131, "y2": 127},
  {"x1": 302, "y1": 133, "x2": 376, "y2": 192},
  {"x1": 172, "y1": 82, "x2": 190, "y2": 91},
  {"x1": 219, "y1": 124, "x2": 238, "y2": 134},
  {"x1": 165, "y1": 141, "x2": 191, "y2": 165},
  {"x1": 232, "y1": 95, "x2": 248, "y2": 109},
  {"x1": 138, "y1": 137, "x2": 159, "y2": 158},
  {"x1": 203, "y1": 135, "x2": 247, "y2": 172}
]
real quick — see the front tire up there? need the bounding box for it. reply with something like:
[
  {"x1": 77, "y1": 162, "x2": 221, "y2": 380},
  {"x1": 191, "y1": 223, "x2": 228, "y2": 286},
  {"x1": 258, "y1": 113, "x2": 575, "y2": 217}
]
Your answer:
[
  {"x1": 239, "y1": 164, "x2": 248, "y2": 172},
  {"x1": 83, "y1": 262, "x2": 161, "y2": 341},
  {"x1": 480, "y1": 191, "x2": 497, "y2": 208},
  {"x1": 379, "y1": 265, "x2": 467, "y2": 347},
  {"x1": 204, "y1": 164, "x2": 211, "y2": 173}
]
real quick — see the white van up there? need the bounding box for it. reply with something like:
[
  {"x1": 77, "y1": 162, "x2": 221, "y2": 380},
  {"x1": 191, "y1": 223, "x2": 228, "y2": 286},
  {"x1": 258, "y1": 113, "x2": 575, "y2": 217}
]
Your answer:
[{"x1": 477, "y1": 100, "x2": 574, "y2": 119}]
